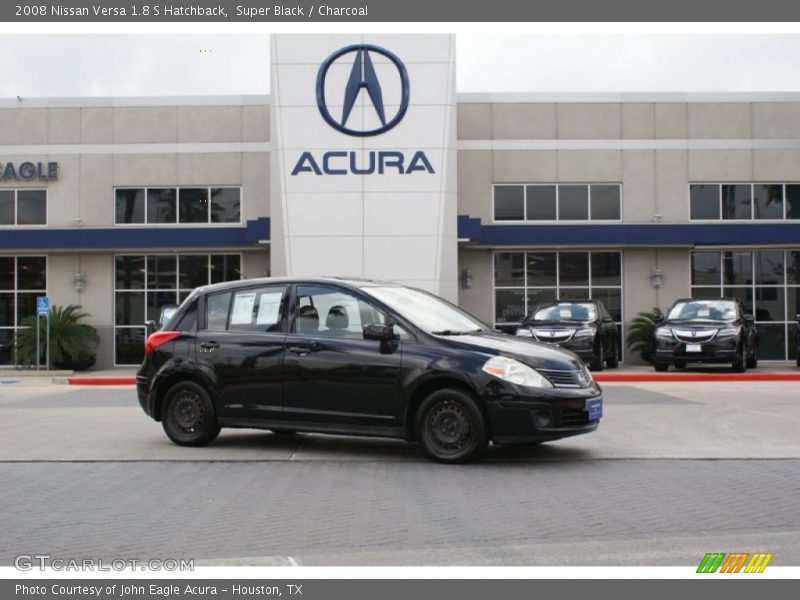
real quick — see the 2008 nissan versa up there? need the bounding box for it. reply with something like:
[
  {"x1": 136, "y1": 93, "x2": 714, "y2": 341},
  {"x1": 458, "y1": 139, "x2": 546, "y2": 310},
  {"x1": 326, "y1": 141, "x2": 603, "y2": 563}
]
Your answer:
[{"x1": 137, "y1": 278, "x2": 602, "y2": 463}]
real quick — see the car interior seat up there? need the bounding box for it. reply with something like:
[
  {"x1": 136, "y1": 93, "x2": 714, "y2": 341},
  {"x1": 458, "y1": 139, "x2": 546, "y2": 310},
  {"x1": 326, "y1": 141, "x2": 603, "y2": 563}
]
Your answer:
[
  {"x1": 325, "y1": 305, "x2": 350, "y2": 337},
  {"x1": 296, "y1": 305, "x2": 319, "y2": 334}
]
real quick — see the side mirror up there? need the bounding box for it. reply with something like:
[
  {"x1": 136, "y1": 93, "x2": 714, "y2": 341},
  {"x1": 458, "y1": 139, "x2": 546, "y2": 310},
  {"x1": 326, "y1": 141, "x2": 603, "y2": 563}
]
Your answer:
[
  {"x1": 145, "y1": 320, "x2": 158, "y2": 336},
  {"x1": 795, "y1": 313, "x2": 800, "y2": 323},
  {"x1": 363, "y1": 323, "x2": 393, "y2": 342},
  {"x1": 602, "y1": 316, "x2": 614, "y2": 323},
  {"x1": 744, "y1": 314, "x2": 755, "y2": 324}
]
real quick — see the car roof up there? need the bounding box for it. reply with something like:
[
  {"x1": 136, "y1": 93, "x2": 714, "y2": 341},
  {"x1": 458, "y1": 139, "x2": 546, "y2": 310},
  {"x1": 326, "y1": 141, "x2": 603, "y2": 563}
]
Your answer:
[{"x1": 192, "y1": 276, "x2": 404, "y2": 295}]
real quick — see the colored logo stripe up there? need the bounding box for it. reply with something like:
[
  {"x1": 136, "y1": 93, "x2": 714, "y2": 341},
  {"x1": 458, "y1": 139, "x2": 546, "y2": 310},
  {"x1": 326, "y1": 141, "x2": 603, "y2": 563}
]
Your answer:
[{"x1": 697, "y1": 552, "x2": 772, "y2": 573}]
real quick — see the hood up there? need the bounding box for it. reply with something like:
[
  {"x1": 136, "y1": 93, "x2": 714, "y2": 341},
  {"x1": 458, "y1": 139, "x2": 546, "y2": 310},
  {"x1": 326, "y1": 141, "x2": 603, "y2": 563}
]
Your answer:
[{"x1": 438, "y1": 331, "x2": 585, "y2": 371}]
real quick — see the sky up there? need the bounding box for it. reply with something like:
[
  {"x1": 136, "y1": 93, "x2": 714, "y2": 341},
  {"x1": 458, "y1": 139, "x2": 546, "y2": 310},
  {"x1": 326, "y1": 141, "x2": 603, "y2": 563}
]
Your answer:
[{"x1": 1, "y1": 33, "x2": 800, "y2": 98}]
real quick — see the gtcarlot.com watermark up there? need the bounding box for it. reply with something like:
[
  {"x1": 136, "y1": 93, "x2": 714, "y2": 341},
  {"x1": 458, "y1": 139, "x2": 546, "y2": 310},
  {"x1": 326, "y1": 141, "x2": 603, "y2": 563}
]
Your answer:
[{"x1": 14, "y1": 554, "x2": 194, "y2": 572}]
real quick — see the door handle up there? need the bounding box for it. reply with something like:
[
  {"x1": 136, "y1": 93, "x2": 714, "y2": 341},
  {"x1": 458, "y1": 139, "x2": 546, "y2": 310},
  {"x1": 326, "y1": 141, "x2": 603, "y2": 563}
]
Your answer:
[
  {"x1": 288, "y1": 341, "x2": 319, "y2": 355},
  {"x1": 200, "y1": 341, "x2": 220, "y2": 350}
]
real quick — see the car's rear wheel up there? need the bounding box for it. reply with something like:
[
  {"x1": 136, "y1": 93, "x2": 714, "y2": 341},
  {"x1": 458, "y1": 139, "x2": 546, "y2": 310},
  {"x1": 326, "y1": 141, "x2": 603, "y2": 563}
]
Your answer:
[
  {"x1": 732, "y1": 342, "x2": 747, "y2": 373},
  {"x1": 416, "y1": 389, "x2": 488, "y2": 464},
  {"x1": 161, "y1": 381, "x2": 220, "y2": 446},
  {"x1": 590, "y1": 344, "x2": 605, "y2": 372}
]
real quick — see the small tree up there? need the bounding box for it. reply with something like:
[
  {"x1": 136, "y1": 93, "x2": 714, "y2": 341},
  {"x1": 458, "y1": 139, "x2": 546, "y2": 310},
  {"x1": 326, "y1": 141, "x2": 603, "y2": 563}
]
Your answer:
[
  {"x1": 626, "y1": 307, "x2": 663, "y2": 364},
  {"x1": 15, "y1": 305, "x2": 99, "y2": 370}
]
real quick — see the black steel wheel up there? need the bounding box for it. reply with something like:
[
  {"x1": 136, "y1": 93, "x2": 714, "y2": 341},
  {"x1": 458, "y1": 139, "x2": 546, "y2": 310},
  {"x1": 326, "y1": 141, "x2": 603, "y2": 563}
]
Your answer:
[
  {"x1": 416, "y1": 389, "x2": 488, "y2": 464},
  {"x1": 161, "y1": 381, "x2": 220, "y2": 446}
]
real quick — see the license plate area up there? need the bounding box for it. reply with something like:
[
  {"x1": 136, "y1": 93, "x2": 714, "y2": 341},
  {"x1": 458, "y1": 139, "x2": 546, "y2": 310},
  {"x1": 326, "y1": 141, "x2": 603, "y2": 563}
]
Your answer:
[
  {"x1": 585, "y1": 398, "x2": 603, "y2": 420},
  {"x1": 686, "y1": 343, "x2": 702, "y2": 353}
]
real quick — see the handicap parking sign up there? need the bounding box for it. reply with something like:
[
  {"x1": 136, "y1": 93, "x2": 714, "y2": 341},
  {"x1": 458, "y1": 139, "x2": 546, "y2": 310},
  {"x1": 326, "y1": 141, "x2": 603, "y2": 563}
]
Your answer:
[{"x1": 36, "y1": 296, "x2": 49, "y2": 316}]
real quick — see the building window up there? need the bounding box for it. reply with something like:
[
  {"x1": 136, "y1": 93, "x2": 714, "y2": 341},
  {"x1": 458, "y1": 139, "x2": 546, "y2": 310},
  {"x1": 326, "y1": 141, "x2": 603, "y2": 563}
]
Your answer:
[
  {"x1": 114, "y1": 187, "x2": 241, "y2": 225},
  {"x1": 691, "y1": 250, "x2": 800, "y2": 360},
  {"x1": 114, "y1": 253, "x2": 242, "y2": 365},
  {"x1": 493, "y1": 184, "x2": 620, "y2": 222},
  {"x1": 493, "y1": 250, "x2": 623, "y2": 355},
  {"x1": 690, "y1": 183, "x2": 798, "y2": 221},
  {"x1": 0, "y1": 189, "x2": 47, "y2": 225},
  {"x1": 0, "y1": 256, "x2": 47, "y2": 365}
]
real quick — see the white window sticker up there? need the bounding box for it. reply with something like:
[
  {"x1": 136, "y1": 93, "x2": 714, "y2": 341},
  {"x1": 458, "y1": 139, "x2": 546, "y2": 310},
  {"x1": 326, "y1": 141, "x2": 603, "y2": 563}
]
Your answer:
[
  {"x1": 230, "y1": 292, "x2": 257, "y2": 325},
  {"x1": 697, "y1": 308, "x2": 711, "y2": 318},
  {"x1": 560, "y1": 308, "x2": 572, "y2": 319},
  {"x1": 256, "y1": 293, "x2": 283, "y2": 326}
]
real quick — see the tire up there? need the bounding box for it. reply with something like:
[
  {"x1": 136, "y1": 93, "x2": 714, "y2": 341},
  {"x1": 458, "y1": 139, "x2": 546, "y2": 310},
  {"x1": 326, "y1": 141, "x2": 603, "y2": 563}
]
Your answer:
[
  {"x1": 746, "y1": 345, "x2": 758, "y2": 369},
  {"x1": 416, "y1": 388, "x2": 488, "y2": 464},
  {"x1": 590, "y1": 343, "x2": 605, "y2": 372},
  {"x1": 654, "y1": 362, "x2": 669, "y2": 372},
  {"x1": 797, "y1": 356, "x2": 800, "y2": 368},
  {"x1": 674, "y1": 361, "x2": 687, "y2": 369},
  {"x1": 161, "y1": 381, "x2": 221, "y2": 446},
  {"x1": 605, "y1": 343, "x2": 619, "y2": 369},
  {"x1": 732, "y1": 342, "x2": 747, "y2": 373}
]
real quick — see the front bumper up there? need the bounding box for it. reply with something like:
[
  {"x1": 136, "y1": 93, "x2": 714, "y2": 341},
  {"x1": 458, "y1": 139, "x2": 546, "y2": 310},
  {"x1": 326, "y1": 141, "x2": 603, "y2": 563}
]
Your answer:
[
  {"x1": 484, "y1": 382, "x2": 602, "y2": 444},
  {"x1": 655, "y1": 337, "x2": 739, "y2": 364}
]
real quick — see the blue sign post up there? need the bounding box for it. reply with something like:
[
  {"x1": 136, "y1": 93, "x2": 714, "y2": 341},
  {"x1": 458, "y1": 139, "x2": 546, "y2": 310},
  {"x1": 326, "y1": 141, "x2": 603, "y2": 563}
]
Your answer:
[{"x1": 36, "y1": 297, "x2": 49, "y2": 371}]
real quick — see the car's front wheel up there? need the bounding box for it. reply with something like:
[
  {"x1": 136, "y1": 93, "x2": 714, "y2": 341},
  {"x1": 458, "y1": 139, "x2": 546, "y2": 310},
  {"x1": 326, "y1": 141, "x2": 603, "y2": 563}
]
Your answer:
[
  {"x1": 746, "y1": 344, "x2": 758, "y2": 369},
  {"x1": 590, "y1": 343, "x2": 605, "y2": 372},
  {"x1": 654, "y1": 362, "x2": 669, "y2": 372},
  {"x1": 161, "y1": 381, "x2": 220, "y2": 446},
  {"x1": 416, "y1": 389, "x2": 488, "y2": 464},
  {"x1": 732, "y1": 342, "x2": 747, "y2": 373}
]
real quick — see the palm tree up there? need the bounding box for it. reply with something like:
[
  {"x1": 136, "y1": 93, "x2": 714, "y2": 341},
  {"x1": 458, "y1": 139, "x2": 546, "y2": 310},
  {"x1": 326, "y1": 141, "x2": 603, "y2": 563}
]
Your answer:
[
  {"x1": 15, "y1": 305, "x2": 99, "y2": 370},
  {"x1": 626, "y1": 307, "x2": 663, "y2": 364}
]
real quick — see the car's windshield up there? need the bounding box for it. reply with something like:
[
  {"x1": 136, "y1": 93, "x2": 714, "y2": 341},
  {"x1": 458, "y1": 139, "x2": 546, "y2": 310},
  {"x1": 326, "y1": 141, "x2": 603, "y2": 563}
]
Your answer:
[
  {"x1": 531, "y1": 302, "x2": 597, "y2": 322},
  {"x1": 667, "y1": 300, "x2": 737, "y2": 321},
  {"x1": 363, "y1": 286, "x2": 487, "y2": 334}
]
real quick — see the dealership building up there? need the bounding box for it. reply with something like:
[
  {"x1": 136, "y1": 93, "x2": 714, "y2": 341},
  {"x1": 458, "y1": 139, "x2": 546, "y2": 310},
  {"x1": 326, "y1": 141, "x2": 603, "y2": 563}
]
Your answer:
[{"x1": 1, "y1": 33, "x2": 799, "y2": 368}]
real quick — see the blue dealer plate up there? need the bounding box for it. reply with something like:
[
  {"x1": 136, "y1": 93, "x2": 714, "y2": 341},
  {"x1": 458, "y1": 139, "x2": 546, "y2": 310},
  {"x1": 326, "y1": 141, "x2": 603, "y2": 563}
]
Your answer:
[{"x1": 586, "y1": 398, "x2": 603, "y2": 420}]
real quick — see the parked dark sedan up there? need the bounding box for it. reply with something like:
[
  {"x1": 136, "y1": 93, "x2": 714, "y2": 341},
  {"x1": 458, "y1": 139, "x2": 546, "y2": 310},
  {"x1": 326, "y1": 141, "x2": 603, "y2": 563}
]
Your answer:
[
  {"x1": 653, "y1": 298, "x2": 758, "y2": 372},
  {"x1": 137, "y1": 278, "x2": 602, "y2": 463},
  {"x1": 515, "y1": 300, "x2": 619, "y2": 371},
  {"x1": 795, "y1": 313, "x2": 800, "y2": 368}
]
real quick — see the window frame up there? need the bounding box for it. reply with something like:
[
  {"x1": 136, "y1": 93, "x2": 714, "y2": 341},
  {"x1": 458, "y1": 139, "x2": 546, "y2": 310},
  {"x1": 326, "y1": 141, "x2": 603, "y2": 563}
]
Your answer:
[
  {"x1": 0, "y1": 188, "x2": 48, "y2": 227},
  {"x1": 689, "y1": 183, "x2": 795, "y2": 222},
  {"x1": 492, "y1": 183, "x2": 622, "y2": 223},
  {"x1": 0, "y1": 255, "x2": 48, "y2": 366},
  {"x1": 113, "y1": 185, "x2": 243, "y2": 226},
  {"x1": 113, "y1": 252, "x2": 243, "y2": 366}
]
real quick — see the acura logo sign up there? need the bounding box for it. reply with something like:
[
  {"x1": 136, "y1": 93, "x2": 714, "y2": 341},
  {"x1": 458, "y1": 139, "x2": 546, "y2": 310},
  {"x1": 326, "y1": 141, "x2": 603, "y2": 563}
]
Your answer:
[{"x1": 316, "y1": 44, "x2": 410, "y2": 137}]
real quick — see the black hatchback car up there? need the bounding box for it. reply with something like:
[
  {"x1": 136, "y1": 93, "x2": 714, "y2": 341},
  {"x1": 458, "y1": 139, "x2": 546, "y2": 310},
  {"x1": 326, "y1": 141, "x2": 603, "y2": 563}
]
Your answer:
[
  {"x1": 515, "y1": 300, "x2": 619, "y2": 371},
  {"x1": 137, "y1": 278, "x2": 602, "y2": 463},
  {"x1": 653, "y1": 298, "x2": 758, "y2": 372}
]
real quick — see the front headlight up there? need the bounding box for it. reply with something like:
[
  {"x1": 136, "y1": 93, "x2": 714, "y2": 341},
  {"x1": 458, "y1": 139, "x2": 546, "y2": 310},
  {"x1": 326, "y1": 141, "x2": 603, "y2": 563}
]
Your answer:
[
  {"x1": 482, "y1": 356, "x2": 553, "y2": 388},
  {"x1": 574, "y1": 328, "x2": 595, "y2": 338},
  {"x1": 716, "y1": 327, "x2": 738, "y2": 338},
  {"x1": 515, "y1": 328, "x2": 533, "y2": 337},
  {"x1": 655, "y1": 327, "x2": 673, "y2": 340}
]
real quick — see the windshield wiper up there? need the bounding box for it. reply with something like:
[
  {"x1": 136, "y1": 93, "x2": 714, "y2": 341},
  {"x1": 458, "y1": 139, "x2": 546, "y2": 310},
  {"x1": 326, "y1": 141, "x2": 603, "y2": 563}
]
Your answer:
[{"x1": 431, "y1": 329, "x2": 483, "y2": 335}]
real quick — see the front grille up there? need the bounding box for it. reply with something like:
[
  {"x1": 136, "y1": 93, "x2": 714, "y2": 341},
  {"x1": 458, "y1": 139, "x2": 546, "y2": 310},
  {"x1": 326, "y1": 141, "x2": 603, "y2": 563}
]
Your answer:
[
  {"x1": 672, "y1": 328, "x2": 718, "y2": 344},
  {"x1": 559, "y1": 408, "x2": 590, "y2": 427},
  {"x1": 539, "y1": 367, "x2": 592, "y2": 388},
  {"x1": 532, "y1": 328, "x2": 575, "y2": 343}
]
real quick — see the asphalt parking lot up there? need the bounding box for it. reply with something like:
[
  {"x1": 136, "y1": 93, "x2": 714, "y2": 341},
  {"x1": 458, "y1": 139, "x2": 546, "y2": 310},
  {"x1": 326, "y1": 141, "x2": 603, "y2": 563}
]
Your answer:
[{"x1": 0, "y1": 380, "x2": 798, "y2": 566}]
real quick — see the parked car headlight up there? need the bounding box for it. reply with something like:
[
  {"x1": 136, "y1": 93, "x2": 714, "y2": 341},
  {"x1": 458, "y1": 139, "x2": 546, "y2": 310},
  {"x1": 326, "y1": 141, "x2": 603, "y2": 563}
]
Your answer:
[
  {"x1": 655, "y1": 327, "x2": 673, "y2": 340},
  {"x1": 482, "y1": 356, "x2": 553, "y2": 388},
  {"x1": 716, "y1": 327, "x2": 739, "y2": 338},
  {"x1": 574, "y1": 328, "x2": 595, "y2": 338},
  {"x1": 515, "y1": 328, "x2": 533, "y2": 337}
]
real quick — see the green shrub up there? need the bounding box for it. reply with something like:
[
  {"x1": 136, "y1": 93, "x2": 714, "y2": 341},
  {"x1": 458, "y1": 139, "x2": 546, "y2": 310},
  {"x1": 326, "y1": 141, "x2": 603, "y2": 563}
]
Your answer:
[
  {"x1": 626, "y1": 307, "x2": 664, "y2": 364},
  {"x1": 16, "y1": 305, "x2": 99, "y2": 370}
]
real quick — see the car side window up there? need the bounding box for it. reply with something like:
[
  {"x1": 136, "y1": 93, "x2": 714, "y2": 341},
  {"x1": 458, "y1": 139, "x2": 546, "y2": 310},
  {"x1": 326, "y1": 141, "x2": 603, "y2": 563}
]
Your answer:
[
  {"x1": 205, "y1": 292, "x2": 231, "y2": 331},
  {"x1": 175, "y1": 301, "x2": 198, "y2": 332},
  {"x1": 228, "y1": 286, "x2": 288, "y2": 333},
  {"x1": 293, "y1": 285, "x2": 409, "y2": 340}
]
